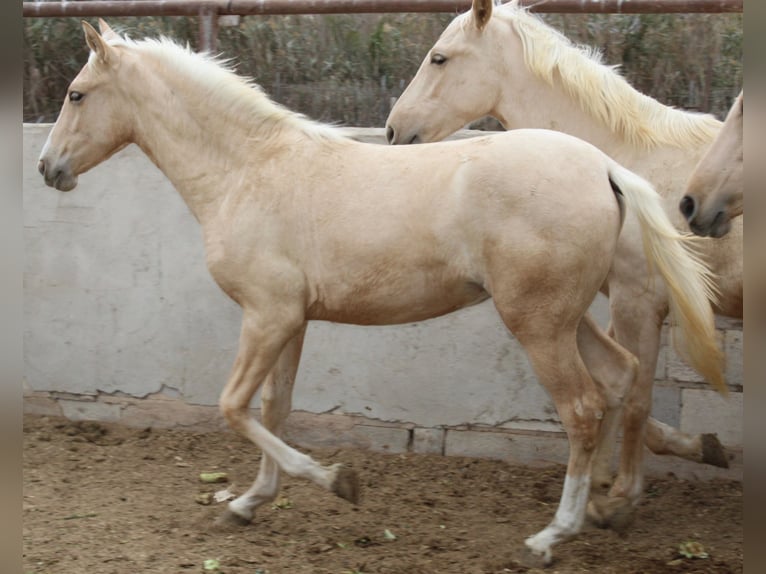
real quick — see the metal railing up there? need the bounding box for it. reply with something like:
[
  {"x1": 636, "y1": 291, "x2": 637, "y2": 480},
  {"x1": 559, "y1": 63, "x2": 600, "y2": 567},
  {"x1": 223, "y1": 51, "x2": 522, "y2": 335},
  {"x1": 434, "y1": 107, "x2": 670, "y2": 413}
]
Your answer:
[
  {"x1": 22, "y1": 0, "x2": 746, "y2": 16},
  {"x1": 23, "y1": 0, "x2": 744, "y2": 52}
]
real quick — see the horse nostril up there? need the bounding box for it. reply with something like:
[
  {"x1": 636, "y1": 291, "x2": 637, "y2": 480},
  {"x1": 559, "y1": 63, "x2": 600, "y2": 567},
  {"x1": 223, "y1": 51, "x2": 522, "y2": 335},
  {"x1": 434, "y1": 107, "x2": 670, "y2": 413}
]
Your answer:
[
  {"x1": 386, "y1": 125, "x2": 395, "y2": 145},
  {"x1": 679, "y1": 195, "x2": 697, "y2": 221},
  {"x1": 37, "y1": 159, "x2": 46, "y2": 176}
]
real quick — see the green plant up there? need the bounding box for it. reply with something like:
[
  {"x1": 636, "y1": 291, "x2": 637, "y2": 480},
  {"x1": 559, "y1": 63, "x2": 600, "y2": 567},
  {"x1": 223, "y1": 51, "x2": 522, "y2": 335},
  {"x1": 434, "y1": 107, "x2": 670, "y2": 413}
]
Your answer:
[{"x1": 23, "y1": 12, "x2": 741, "y2": 126}]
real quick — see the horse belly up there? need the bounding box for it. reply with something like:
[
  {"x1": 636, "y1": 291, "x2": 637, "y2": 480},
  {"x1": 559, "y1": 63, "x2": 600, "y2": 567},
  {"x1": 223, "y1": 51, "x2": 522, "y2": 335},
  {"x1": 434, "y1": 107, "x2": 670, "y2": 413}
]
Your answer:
[{"x1": 307, "y1": 274, "x2": 489, "y2": 326}]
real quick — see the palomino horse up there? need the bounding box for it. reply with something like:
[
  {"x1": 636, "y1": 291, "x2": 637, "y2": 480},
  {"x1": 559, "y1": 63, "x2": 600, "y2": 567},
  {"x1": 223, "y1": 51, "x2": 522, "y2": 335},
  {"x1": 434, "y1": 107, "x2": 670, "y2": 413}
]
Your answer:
[
  {"x1": 680, "y1": 91, "x2": 743, "y2": 238},
  {"x1": 386, "y1": 0, "x2": 742, "y2": 526},
  {"x1": 38, "y1": 20, "x2": 721, "y2": 565}
]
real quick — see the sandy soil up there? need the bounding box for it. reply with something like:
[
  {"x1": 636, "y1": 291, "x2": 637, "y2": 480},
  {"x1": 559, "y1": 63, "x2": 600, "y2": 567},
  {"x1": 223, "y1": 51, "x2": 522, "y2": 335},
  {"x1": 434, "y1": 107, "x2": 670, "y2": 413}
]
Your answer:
[{"x1": 23, "y1": 415, "x2": 742, "y2": 574}]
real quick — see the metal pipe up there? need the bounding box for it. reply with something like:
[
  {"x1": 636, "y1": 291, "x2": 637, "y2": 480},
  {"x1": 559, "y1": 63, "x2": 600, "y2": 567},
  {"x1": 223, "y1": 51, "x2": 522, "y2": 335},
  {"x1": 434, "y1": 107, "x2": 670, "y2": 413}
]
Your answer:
[
  {"x1": 22, "y1": 0, "x2": 744, "y2": 18},
  {"x1": 197, "y1": 5, "x2": 219, "y2": 53}
]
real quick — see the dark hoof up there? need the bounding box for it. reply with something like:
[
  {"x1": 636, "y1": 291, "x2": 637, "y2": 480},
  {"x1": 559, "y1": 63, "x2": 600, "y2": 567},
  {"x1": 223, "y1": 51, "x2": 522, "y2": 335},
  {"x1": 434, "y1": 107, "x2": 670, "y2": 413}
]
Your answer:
[
  {"x1": 212, "y1": 508, "x2": 252, "y2": 532},
  {"x1": 331, "y1": 465, "x2": 360, "y2": 505},
  {"x1": 519, "y1": 544, "x2": 552, "y2": 568},
  {"x1": 587, "y1": 495, "x2": 636, "y2": 534},
  {"x1": 701, "y1": 433, "x2": 729, "y2": 468}
]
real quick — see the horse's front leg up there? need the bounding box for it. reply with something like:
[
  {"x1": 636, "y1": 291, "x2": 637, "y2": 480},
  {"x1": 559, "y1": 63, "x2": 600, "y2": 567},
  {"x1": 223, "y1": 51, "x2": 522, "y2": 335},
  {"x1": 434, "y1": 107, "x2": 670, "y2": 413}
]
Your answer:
[
  {"x1": 592, "y1": 292, "x2": 728, "y2": 529},
  {"x1": 224, "y1": 324, "x2": 307, "y2": 523},
  {"x1": 596, "y1": 325, "x2": 727, "y2": 479},
  {"x1": 217, "y1": 311, "x2": 358, "y2": 527},
  {"x1": 644, "y1": 417, "x2": 728, "y2": 468}
]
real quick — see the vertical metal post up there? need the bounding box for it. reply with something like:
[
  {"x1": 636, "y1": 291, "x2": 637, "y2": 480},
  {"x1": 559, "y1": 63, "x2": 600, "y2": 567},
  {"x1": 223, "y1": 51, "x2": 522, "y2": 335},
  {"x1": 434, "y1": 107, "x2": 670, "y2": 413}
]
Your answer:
[{"x1": 198, "y1": 5, "x2": 219, "y2": 53}]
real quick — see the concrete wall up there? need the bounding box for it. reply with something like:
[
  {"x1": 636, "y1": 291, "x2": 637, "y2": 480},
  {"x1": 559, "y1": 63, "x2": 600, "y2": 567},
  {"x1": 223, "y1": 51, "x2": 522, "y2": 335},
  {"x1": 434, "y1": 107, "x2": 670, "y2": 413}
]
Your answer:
[{"x1": 23, "y1": 124, "x2": 743, "y2": 475}]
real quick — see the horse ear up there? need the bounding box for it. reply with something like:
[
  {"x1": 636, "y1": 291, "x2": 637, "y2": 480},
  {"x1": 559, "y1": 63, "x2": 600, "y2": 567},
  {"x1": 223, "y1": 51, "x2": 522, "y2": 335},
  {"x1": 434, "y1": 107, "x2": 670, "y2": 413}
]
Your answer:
[
  {"x1": 82, "y1": 20, "x2": 113, "y2": 66},
  {"x1": 472, "y1": 0, "x2": 493, "y2": 30},
  {"x1": 98, "y1": 18, "x2": 119, "y2": 41}
]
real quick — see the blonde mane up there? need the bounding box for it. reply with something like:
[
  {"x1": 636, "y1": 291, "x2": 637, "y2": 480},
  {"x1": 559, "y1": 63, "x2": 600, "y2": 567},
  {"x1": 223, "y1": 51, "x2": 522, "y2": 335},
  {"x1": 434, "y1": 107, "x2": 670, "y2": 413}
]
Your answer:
[
  {"x1": 103, "y1": 32, "x2": 348, "y2": 144},
  {"x1": 496, "y1": 1, "x2": 720, "y2": 149}
]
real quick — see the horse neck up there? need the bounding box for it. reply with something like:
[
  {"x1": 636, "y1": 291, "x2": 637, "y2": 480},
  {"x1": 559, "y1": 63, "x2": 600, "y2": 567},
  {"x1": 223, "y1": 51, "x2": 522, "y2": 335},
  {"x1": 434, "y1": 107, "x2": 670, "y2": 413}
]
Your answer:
[
  {"x1": 493, "y1": 22, "x2": 717, "y2": 197},
  {"x1": 125, "y1": 59, "x2": 290, "y2": 226},
  {"x1": 493, "y1": 71, "x2": 628, "y2": 155}
]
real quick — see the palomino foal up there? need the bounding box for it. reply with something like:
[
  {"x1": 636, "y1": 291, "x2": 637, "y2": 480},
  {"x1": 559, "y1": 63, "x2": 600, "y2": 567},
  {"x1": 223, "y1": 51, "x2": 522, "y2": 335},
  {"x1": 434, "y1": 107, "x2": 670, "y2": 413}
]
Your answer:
[
  {"x1": 680, "y1": 91, "x2": 743, "y2": 238},
  {"x1": 386, "y1": 0, "x2": 740, "y2": 527},
  {"x1": 38, "y1": 20, "x2": 720, "y2": 565}
]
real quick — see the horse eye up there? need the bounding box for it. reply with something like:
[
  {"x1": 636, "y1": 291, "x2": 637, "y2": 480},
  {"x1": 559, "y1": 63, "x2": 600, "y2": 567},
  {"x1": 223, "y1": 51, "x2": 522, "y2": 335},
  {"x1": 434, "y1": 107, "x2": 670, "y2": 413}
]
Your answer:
[
  {"x1": 430, "y1": 53, "x2": 447, "y2": 66},
  {"x1": 69, "y1": 91, "x2": 84, "y2": 103}
]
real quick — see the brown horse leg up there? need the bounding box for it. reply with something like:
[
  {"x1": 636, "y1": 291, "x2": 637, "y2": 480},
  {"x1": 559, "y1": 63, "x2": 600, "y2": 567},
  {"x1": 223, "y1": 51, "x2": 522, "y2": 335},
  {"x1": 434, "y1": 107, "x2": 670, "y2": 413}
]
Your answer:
[
  {"x1": 218, "y1": 312, "x2": 358, "y2": 526},
  {"x1": 515, "y1": 327, "x2": 607, "y2": 566},
  {"x1": 575, "y1": 314, "x2": 642, "y2": 532},
  {"x1": 606, "y1": 293, "x2": 666, "y2": 507},
  {"x1": 576, "y1": 314, "x2": 638, "y2": 489}
]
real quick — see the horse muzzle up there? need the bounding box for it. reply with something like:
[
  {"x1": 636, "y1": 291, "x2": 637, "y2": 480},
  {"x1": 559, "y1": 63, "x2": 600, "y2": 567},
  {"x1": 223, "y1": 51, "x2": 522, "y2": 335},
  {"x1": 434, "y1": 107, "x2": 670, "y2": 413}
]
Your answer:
[
  {"x1": 38, "y1": 157, "x2": 79, "y2": 192},
  {"x1": 680, "y1": 195, "x2": 732, "y2": 238},
  {"x1": 385, "y1": 124, "x2": 421, "y2": 146},
  {"x1": 694, "y1": 211, "x2": 731, "y2": 239}
]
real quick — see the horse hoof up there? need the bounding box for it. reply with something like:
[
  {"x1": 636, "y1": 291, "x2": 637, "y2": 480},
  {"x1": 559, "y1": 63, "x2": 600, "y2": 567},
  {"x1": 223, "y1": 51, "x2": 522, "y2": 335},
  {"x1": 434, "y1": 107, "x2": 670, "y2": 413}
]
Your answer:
[
  {"x1": 701, "y1": 433, "x2": 729, "y2": 468},
  {"x1": 213, "y1": 508, "x2": 252, "y2": 531},
  {"x1": 520, "y1": 544, "x2": 553, "y2": 568},
  {"x1": 586, "y1": 495, "x2": 635, "y2": 534},
  {"x1": 330, "y1": 464, "x2": 360, "y2": 504}
]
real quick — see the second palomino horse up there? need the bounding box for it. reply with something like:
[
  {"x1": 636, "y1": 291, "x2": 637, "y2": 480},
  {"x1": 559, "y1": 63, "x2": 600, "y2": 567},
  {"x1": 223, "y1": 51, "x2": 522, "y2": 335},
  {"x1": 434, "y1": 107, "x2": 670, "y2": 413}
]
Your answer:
[
  {"x1": 38, "y1": 20, "x2": 720, "y2": 565},
  {"x1": 386, "y1": 0, "x2": 741, "y2": 528}
]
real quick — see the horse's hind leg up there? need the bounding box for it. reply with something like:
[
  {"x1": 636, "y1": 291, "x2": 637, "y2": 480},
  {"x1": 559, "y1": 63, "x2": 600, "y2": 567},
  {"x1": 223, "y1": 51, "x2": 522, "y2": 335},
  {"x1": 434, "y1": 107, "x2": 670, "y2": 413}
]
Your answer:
[
  {"x1": 576, "y1": 314, "x2": 641, "y2": 531},
  {"x1": 513, "y1": 326, "x2": 607, "y2": 566},
  {"x1": 577, "y1": 314, "x2": 637, "y2": 488},
  {"x1": 218, "y1": 311, "x2": 358, "y2": 526},
  {"x1": 223, "y1": 325, "x2": 307, "y2": 524}
]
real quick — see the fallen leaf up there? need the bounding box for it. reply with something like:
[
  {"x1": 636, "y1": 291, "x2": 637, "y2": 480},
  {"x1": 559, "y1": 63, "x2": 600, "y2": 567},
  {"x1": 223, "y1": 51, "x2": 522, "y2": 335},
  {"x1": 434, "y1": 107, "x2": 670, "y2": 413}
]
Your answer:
[
  {"x1": 354, "y1": 536, "x2": 373, "y2": 547},
  {"x1": 199, "y1": 472, "x2": 228, "y2": 484},
  {"x1": 383, "y1": 529, "x2": 397, "y2": 541},
  {"x1": 195, "y1": 492, "x2": 214, "y2": 506},
  {"x1": 271, "y1": 496, "x2": 292, "y2": 509},
  {"x1": 678, "y1": 541, "x2": 709, "y2": 559}
]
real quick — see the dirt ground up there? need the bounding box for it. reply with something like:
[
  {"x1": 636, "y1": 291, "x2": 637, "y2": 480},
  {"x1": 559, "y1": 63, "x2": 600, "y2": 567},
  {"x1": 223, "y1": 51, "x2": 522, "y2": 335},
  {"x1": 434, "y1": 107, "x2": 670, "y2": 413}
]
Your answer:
[{"x1": 23, "y1": 415, "x2": 742, "y2": 574}]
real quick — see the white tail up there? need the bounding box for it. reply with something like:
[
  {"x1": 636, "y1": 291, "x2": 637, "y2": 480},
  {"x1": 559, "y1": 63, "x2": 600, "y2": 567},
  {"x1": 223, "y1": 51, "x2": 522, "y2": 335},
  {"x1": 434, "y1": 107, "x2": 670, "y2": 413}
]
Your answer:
[{"x1": 606, "y1": 161, "x2": 726, "y2": 394}]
